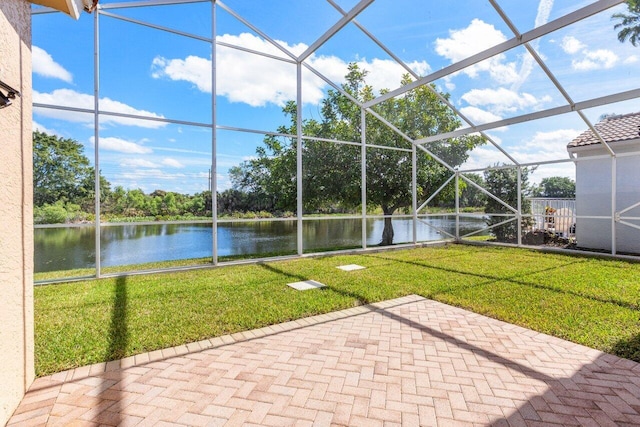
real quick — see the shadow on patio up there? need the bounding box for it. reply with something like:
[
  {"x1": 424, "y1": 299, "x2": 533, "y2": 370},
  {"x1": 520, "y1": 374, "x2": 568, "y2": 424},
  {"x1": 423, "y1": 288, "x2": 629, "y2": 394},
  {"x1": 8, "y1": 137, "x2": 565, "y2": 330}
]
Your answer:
[{"x1": 8, "y1": 292, "x2": 640, "y2": 426}]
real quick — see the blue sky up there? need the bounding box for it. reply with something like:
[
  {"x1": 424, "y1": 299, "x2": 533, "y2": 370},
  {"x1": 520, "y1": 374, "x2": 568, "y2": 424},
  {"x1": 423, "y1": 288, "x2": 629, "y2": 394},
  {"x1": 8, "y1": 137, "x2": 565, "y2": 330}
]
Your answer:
[{"x1": 31, "y1": 0, "x2": 640, "y2": 196}]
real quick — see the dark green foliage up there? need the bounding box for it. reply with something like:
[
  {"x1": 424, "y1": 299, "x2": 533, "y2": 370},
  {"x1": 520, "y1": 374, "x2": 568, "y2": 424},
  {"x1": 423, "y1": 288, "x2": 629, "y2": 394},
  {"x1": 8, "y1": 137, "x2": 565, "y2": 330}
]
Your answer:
[
  {"x1": 232, "y1": 64, "x2": 485, "y2": 245},
  {"x1": 613, "y1": 0, "x2": 640, "y2": 46},
  {"x1": 459, "y1": 173, "x2": 487, "y2": 208},
  {"x1": 532, "y1": 176, "x2": 576, "y2": 198},
  {"x1": 484, "y1": 166, "x2": 532, "y2": 242},
  {"x1": 217, "y1": 189, "x2": 278, "y2": 215},
  {"x1": 32, "y1": 132, "x2": 217, "y2": 223},
  {"x1": 33, "y1": 131, "x2": 96, "y2": 207}
]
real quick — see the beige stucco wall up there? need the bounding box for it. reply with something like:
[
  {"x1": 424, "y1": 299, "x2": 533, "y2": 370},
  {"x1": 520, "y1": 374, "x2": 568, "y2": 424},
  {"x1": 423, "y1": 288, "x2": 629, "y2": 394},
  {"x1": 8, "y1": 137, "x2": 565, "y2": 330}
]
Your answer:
[{"x1": 0, "y1": 0, "x2": 34, "y2": 424}]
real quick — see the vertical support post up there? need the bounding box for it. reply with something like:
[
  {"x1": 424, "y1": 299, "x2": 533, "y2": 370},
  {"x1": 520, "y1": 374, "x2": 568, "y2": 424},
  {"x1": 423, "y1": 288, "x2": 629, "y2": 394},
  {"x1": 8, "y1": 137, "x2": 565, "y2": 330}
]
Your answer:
[
  {"x1": 455, "y1": 171, "x2": 460, "y2": 241},
  {"x1": 94, "y1": 9, "x2": 101, "y2": 278},
  {"x1": 517, "y1": 166, "x2": 522, "y2": 246},
  {"x1": 412, "y1": 144, "x2": 417, "y2": 244},
  {"x1": 611, "y1": 156, "x2": 617, "y2": 255},
  {"x1": 211, "y1": 1, "x2": 218, "y2": 265},
  {"x1": 296, "y1": 62, "x2": 303, "y2": 256},
  {"x1": 361, "y1": 108, "x2": 367, "y2": 249}
]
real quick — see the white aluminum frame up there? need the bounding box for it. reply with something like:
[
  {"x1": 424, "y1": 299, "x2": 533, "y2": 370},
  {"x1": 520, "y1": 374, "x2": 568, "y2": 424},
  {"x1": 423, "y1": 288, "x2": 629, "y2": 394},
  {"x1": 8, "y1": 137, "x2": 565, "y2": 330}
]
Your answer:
[{"x1": 31, "y1": 0, "x2": 640, "y2": 283}]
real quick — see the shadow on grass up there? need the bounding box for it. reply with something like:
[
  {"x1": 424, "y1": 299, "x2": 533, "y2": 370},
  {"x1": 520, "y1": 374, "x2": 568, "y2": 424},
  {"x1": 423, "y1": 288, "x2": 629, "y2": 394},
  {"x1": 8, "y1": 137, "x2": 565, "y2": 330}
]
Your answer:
[
  {"x1": 91, "y1": 276, "x2": 129, "y2": 424},
  {"x1": 364, "y1": 253, "x2": 640, "y2": 312},
  {"x1": 257, "y1": 262, "x2": 308, "y2": 283},
  {"x1": 257, "y1": 262, "x2": 370, "y2": 306},
  {"x1": 611, "y1": 332, "x2": 640, "y2": 363},
  {"x1": 107, "y1": 276, "x2": 129, "y2": 361}
]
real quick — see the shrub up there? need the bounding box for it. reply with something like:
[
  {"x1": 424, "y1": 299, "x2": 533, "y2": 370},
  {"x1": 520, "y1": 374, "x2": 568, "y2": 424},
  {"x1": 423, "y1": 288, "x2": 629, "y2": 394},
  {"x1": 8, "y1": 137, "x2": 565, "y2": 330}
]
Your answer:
[{"x1": 35, "y1": 203, "x2": 68, "y2": 224}]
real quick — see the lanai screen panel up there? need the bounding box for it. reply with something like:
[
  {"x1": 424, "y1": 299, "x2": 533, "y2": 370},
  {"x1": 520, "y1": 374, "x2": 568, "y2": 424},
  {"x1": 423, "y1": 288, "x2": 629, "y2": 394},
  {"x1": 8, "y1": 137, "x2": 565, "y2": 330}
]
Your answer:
[{"x1": 31, "y1": 0, "x2": 640, "y2": 281}]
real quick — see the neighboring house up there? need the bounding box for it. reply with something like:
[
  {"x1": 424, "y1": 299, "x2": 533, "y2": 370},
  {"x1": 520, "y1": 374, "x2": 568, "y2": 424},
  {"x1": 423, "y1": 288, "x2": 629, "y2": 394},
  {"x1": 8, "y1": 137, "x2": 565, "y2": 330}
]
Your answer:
[{"x1": 567, "y1": 112, "x2": 640, "y2": 254}]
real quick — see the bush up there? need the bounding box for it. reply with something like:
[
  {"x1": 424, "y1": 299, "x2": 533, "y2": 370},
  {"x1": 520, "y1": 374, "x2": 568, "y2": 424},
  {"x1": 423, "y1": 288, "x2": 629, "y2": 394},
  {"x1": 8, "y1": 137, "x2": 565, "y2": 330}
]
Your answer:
[
  {"x1": 35, "y1": 203, "x2": 68, "y2": 224},
  {"x1": 34, "y1": 202, "x2": 92, "y2": 224}
]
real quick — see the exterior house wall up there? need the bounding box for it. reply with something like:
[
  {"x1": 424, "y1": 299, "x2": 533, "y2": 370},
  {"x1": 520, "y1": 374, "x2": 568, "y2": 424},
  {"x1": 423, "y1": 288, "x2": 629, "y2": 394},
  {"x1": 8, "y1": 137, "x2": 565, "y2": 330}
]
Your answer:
[
  {"x1": 574, "y1": 143, "x2": 640, "y2": 254},
  {"x1": 0, "y1": 0, "x2": 34, "y2": 424}
]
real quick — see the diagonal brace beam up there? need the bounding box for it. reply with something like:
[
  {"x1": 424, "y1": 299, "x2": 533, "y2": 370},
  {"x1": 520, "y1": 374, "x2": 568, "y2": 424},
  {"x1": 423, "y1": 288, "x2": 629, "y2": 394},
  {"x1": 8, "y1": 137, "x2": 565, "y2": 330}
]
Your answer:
[
  {"x1": 298, "y1": 0, "x2": 374, "y2": 62},
  {"x1": 363, "y1": 0, "x2": 623, "y2": 109}
]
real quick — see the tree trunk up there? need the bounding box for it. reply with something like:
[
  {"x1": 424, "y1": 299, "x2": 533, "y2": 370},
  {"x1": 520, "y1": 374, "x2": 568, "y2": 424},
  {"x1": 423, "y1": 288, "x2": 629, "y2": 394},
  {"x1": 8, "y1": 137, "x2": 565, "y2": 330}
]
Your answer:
[{"x1": 380, "y1": 206, "x2": 395, "y2": 246}]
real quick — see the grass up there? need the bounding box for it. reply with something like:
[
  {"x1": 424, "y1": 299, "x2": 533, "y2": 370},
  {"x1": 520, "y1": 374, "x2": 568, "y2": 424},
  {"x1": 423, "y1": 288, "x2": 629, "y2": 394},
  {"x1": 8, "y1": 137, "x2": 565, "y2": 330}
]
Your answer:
[{"x1": 34, "y1": 244, "x2": 640, "y2": 376}]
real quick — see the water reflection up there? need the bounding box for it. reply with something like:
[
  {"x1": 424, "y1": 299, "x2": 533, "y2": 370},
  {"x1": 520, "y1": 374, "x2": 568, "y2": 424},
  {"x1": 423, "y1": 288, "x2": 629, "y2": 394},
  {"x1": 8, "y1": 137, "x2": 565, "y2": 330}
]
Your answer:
[
  {"x1": 34, "y1": 227, "x2": 96, "y2": 272},
  {"x1": 34, "y1": 216, "x2": 487, "y2": 273}
]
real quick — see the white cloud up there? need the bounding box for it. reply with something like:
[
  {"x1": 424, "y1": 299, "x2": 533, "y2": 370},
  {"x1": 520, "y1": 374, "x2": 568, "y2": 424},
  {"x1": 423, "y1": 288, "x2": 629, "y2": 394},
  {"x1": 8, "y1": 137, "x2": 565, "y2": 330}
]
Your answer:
[
  {"x1": 152, "y1": 55, "x2": 211, "y2": 93},
  {"x1": 91, "y1": 136, "x2": 153, "y2": 154},
  {"x1": 559, "y1": 36, "x2": 620, "y2": 71},
  {"x1": 495, "y1": 129, "x2": 581, "y2": 182},
  {"x1": 434, "y1": 19, "x2": 519, "y2": 85},
  {"x1": 435, "y1": 19, "x2": 506, "y2": 63},
  {"x1": 560, "y1": 36, "x2": 587, "y2": 55},
  {"x1": 459, "y1": 106, "x2": 503, "y2": 125},
  {"x1": 119, "y1": 158, "x2": 158, "y2": 168},
  {"x1": 443, "y1": 76, "x2": 456, "y2": 91},
  {"x1": 32, "y1": 46, "x2": 73, "y2": 83},
  {"x1": 624, "y1": 55, "x2": 639, "y2": 64},
  {"x1": 32, "y1": 120, "x2": 58, "y2": 136},
  {"x1": 460, "y1": 146, "x2": 514, "y2": 171},
  {"x1": 355, "y1": 58, "x2": 430, "y2": 94},
  {"x1": 118, "y1": 154, "x2": 201, "y2": 173},
  {"x1": 460, "y1": 128, "x2": 581, "y2": 180},
  {"x1": 572, "y1": 49, "x2": 619, "y2": 71},
  {"x1": 149, "y1": 146, "x2": 211, "y2": 156},
  {"x1": 33, "y1": 89, "x2": 167, "y2": 129},
  {"x1": 515, "y1": 129, "x2": 582, "y2": 161},
  {"x1": 119, "y1": 169, "x2": 187, "y2": 181},
  {"x1": 528, "y1": 163, "x2": 575, "y2": 185},
  {"x1": 461, "y1": 88, "x2": 552, "y2": 114},
  {"x1": 534, "y1": 0, "x2": 554, "y2": 28},
  {"x1": 561, "y1": 36, "x2": 586, "y2": 55},
  {"x1": 151, "y1": 32, "x2": 429, "y2": 107},
  {"x1": 511, "y1": 0, "x2": 554, "y2": 92},
  {"x1": 161, "y1": 158, "x2": 185, "y2": 168}
]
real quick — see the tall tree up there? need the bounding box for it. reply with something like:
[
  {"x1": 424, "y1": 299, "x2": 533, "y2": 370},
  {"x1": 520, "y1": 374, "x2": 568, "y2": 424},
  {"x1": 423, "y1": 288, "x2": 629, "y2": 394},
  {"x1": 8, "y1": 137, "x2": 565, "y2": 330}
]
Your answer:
[
  {"x1": 613, "y1": 0, "x2": 640, "y2": 46},
  {"x1": 484, "y1": 166, "x2": 532, "y2": 242},
  {"x1": 232, "y1": 64, "x2": 485, "y2": 245},
  {"x1": 532, "y1": 176, "x2": 575, "y2": 198},
  {"x1": 33, "y1": 131, "x2": 95, "y2": 207}
]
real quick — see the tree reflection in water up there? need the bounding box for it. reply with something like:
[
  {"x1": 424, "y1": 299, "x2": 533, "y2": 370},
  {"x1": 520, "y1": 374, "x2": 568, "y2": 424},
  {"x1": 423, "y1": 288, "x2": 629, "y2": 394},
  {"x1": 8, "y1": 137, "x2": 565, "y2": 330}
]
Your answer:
[{"x1": 34, "y1": 217, "x2": 487, "y2": 274}]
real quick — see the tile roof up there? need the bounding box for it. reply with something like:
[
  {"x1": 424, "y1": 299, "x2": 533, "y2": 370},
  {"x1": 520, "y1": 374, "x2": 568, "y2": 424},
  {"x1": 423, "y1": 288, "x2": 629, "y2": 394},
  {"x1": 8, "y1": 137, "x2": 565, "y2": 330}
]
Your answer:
[{"x1": 567, "y1": 112, "x2": 640, "y2": 148}]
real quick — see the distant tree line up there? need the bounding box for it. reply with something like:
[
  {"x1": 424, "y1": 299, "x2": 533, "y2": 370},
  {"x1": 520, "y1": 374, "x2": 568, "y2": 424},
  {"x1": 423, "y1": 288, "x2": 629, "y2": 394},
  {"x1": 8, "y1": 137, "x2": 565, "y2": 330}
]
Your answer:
[
  {"x1": 33, "y1": 132, "x2": 576, "y2": 248},
  {"x1": 32, "y1": 131, "x2": 292, "y2": 224}
]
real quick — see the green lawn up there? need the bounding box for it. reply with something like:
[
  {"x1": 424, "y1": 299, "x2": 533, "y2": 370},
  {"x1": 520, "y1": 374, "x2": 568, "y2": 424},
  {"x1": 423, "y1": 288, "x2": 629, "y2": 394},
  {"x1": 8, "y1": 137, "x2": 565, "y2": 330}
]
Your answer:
[{"x1": 35, "y1": 244, "x2": 640, "y2": 376}]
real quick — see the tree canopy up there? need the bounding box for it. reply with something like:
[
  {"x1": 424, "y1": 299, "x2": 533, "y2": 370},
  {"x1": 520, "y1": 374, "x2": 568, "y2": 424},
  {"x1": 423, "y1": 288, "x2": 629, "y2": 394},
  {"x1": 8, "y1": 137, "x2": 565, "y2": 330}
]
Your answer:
[
  {"x1": 33, "y1": 131, "x2": 214, "y2": 223},
  {"x1": 484, "y1": 166, "x2": 533, "y2": 242},
  {"x1": 33, "y1": 131, "x2": 97, "y2": 207},
  {"x1": 613, "y1": 0, "x2": 640, "y2": 46},
  {"x1": 532, "y1": 176, "x2": 575, "y2": 198},
  {"x1": 231, "y1": 64, "x2": 485, "y2": 245}
]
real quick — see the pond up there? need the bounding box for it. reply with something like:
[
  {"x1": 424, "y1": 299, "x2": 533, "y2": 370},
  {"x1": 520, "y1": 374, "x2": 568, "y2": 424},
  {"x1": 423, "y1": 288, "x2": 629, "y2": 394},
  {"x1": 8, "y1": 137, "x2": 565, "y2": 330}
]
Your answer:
[{"x1": 34, "y1": 216, "x2": 488, "y2": 273}]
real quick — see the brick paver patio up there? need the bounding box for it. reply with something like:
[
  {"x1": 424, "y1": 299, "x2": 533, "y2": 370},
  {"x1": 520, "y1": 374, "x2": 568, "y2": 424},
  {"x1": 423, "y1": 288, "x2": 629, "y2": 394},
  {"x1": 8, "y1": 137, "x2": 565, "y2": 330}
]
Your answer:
[{"x1": 9, "y1": 295, "x2": 640, "y2": 426}]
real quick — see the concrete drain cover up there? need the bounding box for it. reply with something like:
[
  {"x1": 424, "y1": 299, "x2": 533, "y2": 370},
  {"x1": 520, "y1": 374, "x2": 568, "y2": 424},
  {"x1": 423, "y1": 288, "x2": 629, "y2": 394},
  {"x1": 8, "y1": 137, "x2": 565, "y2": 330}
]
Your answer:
[
  {"x1": 336, "y1": 264, "x2": 366, "y2": 271},
  {"x1": 286, "y1": 280, "x2": 327, "y2": 291}
]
